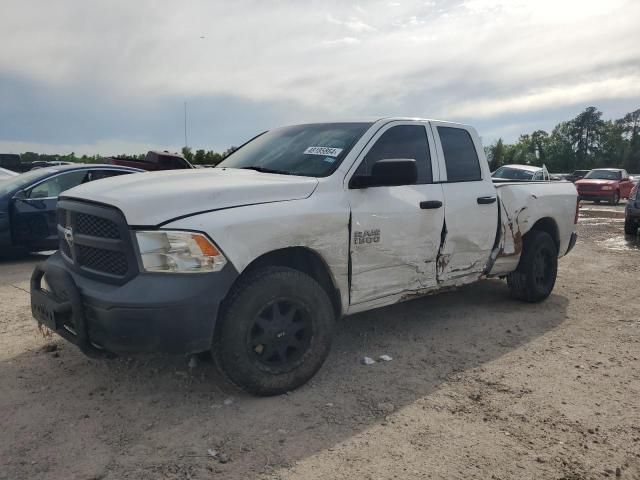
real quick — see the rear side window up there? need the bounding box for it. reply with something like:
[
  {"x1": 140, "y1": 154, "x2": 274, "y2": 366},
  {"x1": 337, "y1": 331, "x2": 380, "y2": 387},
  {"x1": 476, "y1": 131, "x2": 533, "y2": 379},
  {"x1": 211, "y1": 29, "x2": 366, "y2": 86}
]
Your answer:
[
  {"x1": 85, "y1": 169, "x2": 131, "y2": 182},
  {"x1": 438, "y1": 127, "x2": 482, "y2": 182},
  {"x1": 28, "y1": 170, "x2": 89, "y2": 198},
  {"x1": 356, "y1": 125, "x2": 432, "y2": 184}
]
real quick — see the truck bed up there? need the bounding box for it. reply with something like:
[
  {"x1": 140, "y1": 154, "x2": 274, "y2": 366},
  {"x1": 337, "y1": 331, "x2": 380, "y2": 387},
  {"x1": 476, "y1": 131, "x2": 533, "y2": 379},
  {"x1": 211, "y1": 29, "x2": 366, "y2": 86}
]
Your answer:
[{"x1": 489, "y1": 181, "x2": 578, "y2": 276}]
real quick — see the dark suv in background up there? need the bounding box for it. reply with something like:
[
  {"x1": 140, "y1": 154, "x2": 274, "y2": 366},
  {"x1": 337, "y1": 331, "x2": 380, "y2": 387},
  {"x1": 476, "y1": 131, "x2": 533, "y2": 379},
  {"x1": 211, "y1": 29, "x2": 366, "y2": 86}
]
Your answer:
[{"x1": 625, "y1": 183, "x2": 640, "y2": 235}]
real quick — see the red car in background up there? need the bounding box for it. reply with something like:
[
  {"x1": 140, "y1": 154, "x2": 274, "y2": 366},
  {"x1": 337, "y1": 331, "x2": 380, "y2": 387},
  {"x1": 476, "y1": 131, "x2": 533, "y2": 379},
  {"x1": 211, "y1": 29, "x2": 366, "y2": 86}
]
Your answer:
[{"x1": 575, "y1": 168, "x2": 634, "y2": 205}]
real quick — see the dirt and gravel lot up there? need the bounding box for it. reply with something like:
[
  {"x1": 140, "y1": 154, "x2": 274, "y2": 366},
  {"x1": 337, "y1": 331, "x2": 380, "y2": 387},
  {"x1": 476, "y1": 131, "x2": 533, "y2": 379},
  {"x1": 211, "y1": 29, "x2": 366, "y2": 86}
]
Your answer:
[{"x1": 1, "y1": 204, "x2": 639, "y2": 480}]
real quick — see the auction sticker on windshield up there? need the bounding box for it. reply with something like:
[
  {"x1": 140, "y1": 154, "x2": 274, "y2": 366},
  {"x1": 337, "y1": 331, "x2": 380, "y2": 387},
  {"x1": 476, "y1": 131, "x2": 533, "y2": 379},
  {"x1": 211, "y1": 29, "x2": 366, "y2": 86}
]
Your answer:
[{"x1": 303, "y1": 146, "x2": 343, "y2": 157}]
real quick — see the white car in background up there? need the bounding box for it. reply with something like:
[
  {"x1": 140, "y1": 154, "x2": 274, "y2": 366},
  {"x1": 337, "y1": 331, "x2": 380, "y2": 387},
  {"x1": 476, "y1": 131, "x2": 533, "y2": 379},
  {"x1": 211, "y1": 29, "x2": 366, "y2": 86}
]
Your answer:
[
  {"x1": 492, "y1": 164, "x2": 551, "y2": 181},
  {"x1": 0, "y1": 167, "x2": 19, "y2": 180}
]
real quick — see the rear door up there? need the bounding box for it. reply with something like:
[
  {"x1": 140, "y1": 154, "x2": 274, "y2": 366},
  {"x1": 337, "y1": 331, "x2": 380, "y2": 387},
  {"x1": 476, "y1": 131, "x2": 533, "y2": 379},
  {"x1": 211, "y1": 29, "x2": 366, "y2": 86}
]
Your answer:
[
  {"x1": 11, "y1": 169, "x2": 89, "y2": 250},
  {"x1": 430, "y1": 122, "x2": 498, "y2": 284},
  {"x1": 347, "y1": 121, "x2": 445, "y2": 305}
]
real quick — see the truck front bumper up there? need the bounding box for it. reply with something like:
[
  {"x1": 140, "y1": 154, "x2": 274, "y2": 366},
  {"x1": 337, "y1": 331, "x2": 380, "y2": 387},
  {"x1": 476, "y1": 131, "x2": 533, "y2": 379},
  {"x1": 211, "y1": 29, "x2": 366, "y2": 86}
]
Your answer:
[{"x1": 30, "y1": 252, "x2": 238, "y2": 356}]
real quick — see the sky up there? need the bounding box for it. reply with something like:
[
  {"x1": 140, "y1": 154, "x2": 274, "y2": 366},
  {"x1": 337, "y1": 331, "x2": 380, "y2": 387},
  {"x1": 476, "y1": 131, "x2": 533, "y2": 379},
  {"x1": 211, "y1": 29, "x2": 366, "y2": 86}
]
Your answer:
[{"x1": 1, "y1": 0, "x2": 639, "y2": 156}]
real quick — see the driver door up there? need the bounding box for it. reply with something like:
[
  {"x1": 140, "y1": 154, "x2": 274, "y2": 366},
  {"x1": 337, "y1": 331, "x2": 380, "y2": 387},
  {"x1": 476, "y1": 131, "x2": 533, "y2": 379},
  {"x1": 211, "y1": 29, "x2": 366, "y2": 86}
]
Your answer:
[{"x1": 347, "y1": 121, "x2": 445, "y2": 306}]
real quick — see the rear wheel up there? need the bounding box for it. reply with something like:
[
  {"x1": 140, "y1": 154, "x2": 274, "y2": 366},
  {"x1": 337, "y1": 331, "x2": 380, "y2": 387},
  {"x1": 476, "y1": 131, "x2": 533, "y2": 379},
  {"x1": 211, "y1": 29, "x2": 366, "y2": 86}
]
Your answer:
[
  {"x1": 507, "y1": 230, "x2": 558, "y2": 303},
  {"x1": 214, "y1": 267, "x2": 335, "y2": 396},
  {"x1": 625, "y1": 217, "x2": 638, "y2": 235}
]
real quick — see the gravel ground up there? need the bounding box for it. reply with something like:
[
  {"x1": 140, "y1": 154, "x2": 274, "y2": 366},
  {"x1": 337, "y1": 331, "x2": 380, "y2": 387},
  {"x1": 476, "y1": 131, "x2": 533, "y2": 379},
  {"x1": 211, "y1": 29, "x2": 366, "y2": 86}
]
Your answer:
[{"x1": 0, "y1": 207, "x2": 639, "y2": 480}]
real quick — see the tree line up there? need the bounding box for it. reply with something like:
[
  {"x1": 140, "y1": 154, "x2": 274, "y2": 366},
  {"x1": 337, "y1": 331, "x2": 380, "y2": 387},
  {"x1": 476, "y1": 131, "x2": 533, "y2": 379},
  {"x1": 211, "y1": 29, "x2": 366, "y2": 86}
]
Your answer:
[
  {"x1": 14, "y1": 105, "x2": 640, "y2": 173},
  {"x1": 485, "y1": 106, "x2": 640, "y2": 173},
  {"x1": 17, "y1": 146, "x2": 237, "y2": 166}
]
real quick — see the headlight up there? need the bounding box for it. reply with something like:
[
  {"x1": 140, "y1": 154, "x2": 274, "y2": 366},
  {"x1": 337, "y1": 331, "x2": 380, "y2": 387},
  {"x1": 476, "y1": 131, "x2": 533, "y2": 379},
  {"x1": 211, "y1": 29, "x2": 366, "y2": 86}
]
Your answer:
[
  {"x1": 135, "y1": 230, "x2": 227, "y2": 273},
  {"x1": 601, "y1": 185, "x2": 613, "y2": 190}
]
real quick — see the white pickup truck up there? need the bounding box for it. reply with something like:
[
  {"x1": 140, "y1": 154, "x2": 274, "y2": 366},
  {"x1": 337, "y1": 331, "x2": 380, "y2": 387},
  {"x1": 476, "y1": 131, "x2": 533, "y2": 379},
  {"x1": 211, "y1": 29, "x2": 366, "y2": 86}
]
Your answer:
[{"x1": 31, "y1": 118, "x2": 578, "y2": 395}]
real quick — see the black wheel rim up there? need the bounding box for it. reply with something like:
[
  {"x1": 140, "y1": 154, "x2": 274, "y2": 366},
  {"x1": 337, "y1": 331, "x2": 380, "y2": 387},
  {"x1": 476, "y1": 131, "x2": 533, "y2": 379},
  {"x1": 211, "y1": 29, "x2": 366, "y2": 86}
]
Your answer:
[
  {"x1": 248, "y1": 299, "x2": 313, "y2": 368},
  {"x1": 533, "y1": 247, "x2": 554, "y2": 290}
]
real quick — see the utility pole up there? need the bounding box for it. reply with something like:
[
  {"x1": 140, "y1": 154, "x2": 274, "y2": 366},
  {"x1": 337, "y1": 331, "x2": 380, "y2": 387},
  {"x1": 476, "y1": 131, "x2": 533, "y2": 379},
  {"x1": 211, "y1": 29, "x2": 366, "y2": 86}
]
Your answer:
[{"x1": 184, "y1": 101, "x2": 188, "y2": 147}]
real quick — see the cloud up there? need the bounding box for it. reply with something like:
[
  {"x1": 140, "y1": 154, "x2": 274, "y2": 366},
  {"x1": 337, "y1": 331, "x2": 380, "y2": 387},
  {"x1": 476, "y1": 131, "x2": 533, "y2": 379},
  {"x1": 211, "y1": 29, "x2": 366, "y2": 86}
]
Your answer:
[
  {"x1": 0, "y1": 0, "x2": 639, "y2": 151},
  {"x1": 322, "y1": 37, "x2": 361, "y2": 46},
  {"x1": 326, "y1": 14, "x2": 376, "y2": 32}
]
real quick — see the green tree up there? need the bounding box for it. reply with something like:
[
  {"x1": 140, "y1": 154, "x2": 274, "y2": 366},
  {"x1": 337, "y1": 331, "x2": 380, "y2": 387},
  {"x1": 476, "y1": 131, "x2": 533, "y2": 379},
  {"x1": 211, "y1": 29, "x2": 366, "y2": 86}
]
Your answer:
[
  {"x1": 181, "y1": 146, "x2": 194, "y2": 163},
  {"x1": 546, "y1": 121, "x2": 575, "y2": 172},
  {"x1": 618, "y1": 109, "x2": 640, "y2": 172},
  {"x1": 205, "y1": 151, "x2": 223, "y2": 165},
  {"x1": 193, "y1": 149, "x2": 206, "y2": 165},
  {"x1": 569, "y1": 106, "x2": 605, "y2": 167},
  {"x1": 597, "y1": 121, "x2": 625, "y2": 168},
  {"x1": 486, "y1": 138, "x2": 506, "y2": 171},
  {"x1": 530, "y1": 130, "x2": 549, "y2": 166}
]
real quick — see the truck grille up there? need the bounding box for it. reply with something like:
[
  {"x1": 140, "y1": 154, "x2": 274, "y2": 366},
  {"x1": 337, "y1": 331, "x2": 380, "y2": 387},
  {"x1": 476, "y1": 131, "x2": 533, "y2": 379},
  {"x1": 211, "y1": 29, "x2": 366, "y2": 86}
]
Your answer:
[
  {"x1": 77, "y1": 245, "x2": 128, "y2": 276},
  {"x1": 57, "y1": 199, "x2": 137, "y2": 284},
  {"x1": 578, "y1": 184, "x2": 602, "y2": 192},
  {"x1": 76, "y1": 213, "x2": 121, "y2": 239}
]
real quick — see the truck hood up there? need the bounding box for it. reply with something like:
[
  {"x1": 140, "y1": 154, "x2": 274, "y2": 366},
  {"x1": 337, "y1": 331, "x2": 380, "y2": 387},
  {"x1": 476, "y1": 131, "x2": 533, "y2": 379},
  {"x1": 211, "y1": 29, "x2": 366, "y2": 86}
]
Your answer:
[{"x1": 62, "y1": 168, "x2": 319, "y2": 225}]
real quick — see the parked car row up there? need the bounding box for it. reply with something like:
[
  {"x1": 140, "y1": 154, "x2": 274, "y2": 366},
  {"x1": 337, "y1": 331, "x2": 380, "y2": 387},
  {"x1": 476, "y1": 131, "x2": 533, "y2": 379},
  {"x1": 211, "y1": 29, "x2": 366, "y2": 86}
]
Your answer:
[
  {"x1": 491, "y1": 164, "x2": 637, "y2": 206},
  {"x1": 0, "y1": 150, "x2": 191, "y2": 174},
  {"x1": 491, "y1": 164, "x2": 551, "y2": 182},
  {"x1": 106, "y1": 150, "x2": 193, "y2": 171},
  {"x1": 0, "y1": 164, "x2": 141, "y2": 255}
]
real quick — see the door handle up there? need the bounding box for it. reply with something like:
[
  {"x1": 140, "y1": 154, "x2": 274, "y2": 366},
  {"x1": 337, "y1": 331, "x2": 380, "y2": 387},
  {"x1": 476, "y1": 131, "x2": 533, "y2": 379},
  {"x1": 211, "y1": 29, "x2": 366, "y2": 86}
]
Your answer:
[
  {"x1": 477, "y1": 196, "x2": 497, "y2": 204},
  {"x1": 420, "y1": 200, "x2": 443, "y2": 209}
]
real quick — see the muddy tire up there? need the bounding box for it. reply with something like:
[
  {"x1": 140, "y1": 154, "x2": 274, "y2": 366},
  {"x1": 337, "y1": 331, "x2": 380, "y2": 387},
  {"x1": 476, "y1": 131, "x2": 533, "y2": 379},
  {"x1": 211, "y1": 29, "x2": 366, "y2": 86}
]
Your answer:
[
  {"x1": 213, "y1": 267, "x2": 335, "y2": 396},
  {"x1": 609, "y1": 191, "x2": 620, "y2": 206},
  {"x1": 507, "y1": 230, "x2": 558, "y2": 303},
  {"x1": 625, "y1": 218, "x2": 638, "y2": 235}
]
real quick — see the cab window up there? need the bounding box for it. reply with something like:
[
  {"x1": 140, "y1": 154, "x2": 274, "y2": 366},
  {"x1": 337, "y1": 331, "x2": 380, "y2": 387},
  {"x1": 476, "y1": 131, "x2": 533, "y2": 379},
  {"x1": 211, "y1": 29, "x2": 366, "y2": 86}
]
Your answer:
[
  {"x1": 355, "y1": 125, "x2": 432, "y2": 184},
  {"x1": 438, "y1": 127, "x2": 482, "y2": 182}
]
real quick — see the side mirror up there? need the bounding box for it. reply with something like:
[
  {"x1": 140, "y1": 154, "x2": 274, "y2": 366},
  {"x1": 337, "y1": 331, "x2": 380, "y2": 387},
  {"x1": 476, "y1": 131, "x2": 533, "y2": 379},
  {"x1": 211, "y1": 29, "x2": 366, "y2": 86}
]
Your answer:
[{"x1": 350, "y1": 159, "x2": 418, "y2": 188}]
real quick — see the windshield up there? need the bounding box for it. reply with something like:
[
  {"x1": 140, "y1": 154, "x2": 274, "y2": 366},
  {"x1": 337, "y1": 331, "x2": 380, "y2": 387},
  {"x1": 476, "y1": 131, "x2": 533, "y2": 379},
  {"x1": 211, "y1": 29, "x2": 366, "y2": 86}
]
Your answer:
[
  {"x1": 584, "y1": 169, "x2": 621, "y2": 180},
  {"x1": 217, "y1": 122, "x2": 372, "y2": 177},
  {"x1": 0, "y1": 168, "x2": 59, "y2": 196},
  {"x1": 492, "y1": 166, "x2": 535, "y2": 180}
]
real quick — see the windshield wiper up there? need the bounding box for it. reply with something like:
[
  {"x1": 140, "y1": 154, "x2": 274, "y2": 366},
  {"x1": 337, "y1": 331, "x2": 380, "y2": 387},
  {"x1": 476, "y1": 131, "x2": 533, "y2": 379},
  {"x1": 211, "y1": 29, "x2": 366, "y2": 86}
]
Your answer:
[{"x1": 240, "y1": 166, "x2": 292, "y2": 175}]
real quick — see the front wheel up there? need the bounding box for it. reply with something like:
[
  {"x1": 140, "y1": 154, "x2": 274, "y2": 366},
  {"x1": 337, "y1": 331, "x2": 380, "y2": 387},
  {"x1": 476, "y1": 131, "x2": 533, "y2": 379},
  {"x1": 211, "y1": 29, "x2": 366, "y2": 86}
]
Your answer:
[
  {"x1": 625, "y1": 218, "x2": 638, "y2": 235},
  {"x1": 609, "y1": 191, "x2": 620, "y2": 205},
  {"x1": 214, "y1": 267, "x2": 335, "y2": 396},
  {"x1": 507, "y1": 230, "x2": 558, "y2": 303}
]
